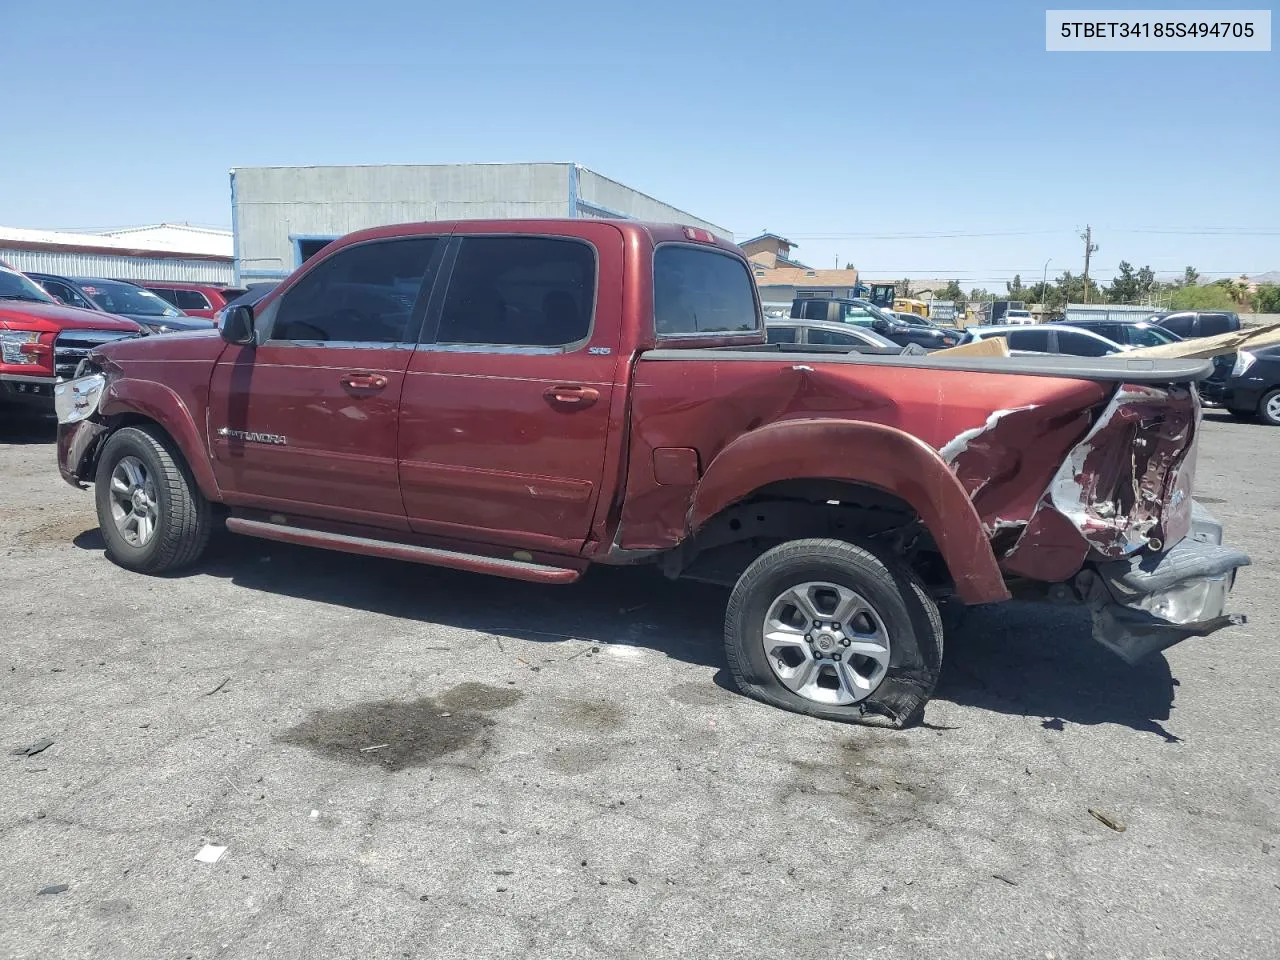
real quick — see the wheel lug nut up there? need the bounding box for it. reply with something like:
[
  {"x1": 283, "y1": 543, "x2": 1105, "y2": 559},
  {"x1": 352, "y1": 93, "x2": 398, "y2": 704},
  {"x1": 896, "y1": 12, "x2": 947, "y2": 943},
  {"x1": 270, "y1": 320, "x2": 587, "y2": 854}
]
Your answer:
[
  {"x1": 841, "y1": 638, "x2": 850, "y2": 647},
  {"x1": 833, "y1": 653, "x2": 842, "y2": 662}
]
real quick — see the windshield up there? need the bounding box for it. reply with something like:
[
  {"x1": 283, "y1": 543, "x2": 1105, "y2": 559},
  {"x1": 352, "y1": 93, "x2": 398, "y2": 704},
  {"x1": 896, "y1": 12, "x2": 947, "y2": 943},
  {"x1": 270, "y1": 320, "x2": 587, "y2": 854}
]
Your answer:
[
  {"x1": 0, "y1": 268, "x2": 57, "y2": 304},
  {"x1": 80, "y1": 280, "x2": 183, "y2": 317}
]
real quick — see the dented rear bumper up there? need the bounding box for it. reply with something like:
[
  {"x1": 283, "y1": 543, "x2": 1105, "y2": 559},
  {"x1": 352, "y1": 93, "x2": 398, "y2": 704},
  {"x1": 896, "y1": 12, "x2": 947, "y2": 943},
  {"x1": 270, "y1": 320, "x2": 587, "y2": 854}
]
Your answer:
[{"x1": 1079, "y1": 503, "x2": 1249, "y2": 663}]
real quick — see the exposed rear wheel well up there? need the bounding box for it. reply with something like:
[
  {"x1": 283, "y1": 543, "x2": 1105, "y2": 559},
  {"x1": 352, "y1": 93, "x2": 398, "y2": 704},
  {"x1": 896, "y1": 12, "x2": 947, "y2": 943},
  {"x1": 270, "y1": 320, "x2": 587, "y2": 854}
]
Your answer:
[{"x1": 668, "y1": 479, "x2": 955, "y2": 595}]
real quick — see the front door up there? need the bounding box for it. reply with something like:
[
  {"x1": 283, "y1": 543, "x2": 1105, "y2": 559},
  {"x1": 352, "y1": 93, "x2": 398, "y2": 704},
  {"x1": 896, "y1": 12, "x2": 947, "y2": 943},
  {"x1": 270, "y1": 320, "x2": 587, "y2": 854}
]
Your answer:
[
  {"x1": 209, "y1": 236, "x2": 443, "y2": 531},
  {"x1": 397, "y1": 227, "x2": 624, "y2": 556}
]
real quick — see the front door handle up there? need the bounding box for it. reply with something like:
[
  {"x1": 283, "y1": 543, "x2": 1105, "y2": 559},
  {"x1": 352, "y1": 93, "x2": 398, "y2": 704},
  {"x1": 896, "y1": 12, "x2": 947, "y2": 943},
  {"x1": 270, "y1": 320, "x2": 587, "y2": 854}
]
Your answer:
[
  {"x1": 543, "y1": 384, "x2": 600, "y2": 408},
  {"x1": 342, "y1": 372, "x2": 389, "y2": 391}
]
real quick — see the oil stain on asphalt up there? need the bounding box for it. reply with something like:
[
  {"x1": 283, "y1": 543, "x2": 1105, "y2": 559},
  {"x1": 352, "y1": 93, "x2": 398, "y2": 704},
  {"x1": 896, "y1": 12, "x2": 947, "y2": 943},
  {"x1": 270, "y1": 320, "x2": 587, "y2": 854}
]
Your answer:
[{"x1": 276, "y1": 682, "x2": 523, "y2": 770}]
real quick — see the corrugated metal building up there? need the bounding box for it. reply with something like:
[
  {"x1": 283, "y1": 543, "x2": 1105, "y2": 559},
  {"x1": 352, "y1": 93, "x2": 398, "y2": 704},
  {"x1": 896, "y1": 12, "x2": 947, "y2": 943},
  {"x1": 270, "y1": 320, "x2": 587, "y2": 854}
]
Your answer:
[
  {"x1": 230, "y1": 162, "x2": 730, "y2": 282},
  {"x1": 0, "y1": 224, "x2": 234, "y2": 283}
]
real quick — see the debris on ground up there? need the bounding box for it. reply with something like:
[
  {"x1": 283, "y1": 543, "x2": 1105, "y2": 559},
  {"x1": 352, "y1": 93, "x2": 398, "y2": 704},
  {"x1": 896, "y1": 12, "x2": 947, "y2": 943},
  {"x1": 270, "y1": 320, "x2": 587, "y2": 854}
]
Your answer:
[
  {"x1": 204, "y1": 677, "x2": 230, "y2": 696},
  {"x1": 1088, "y1": 808, "x2": 1127, "y2": 832},
  {"x1": 991, "y1": 873, "x2": 1018, "y2": 886},
  {"x1": 195, "y1": 845, "x2": 227, "y2": 864},
  {"x1": 10, "y1": 737, "x2": 54, "y2": 757},
  {"x1": 37, "y1": 884, "x2": 69, "y2": 896}
]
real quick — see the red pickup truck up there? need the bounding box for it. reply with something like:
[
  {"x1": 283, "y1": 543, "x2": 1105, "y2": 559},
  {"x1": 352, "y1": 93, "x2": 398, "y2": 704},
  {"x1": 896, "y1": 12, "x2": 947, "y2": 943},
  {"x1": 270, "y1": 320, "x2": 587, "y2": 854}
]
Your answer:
[
  {"x1": 1, "y1": 265, "x2": 141, "y2": 416},
  {"x1": 53, "y1": 219, "x2": 1249, "y2": 726}
]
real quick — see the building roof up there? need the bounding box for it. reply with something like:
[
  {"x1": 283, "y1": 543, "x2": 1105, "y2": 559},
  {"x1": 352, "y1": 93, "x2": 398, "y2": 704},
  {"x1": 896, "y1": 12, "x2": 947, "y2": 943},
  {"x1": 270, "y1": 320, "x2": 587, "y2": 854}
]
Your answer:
[
  {"x1": 740, "y1": 232, "x2": 796, "y2": 248},
  {"x1": 99, "y1": 224, "x2": 233, "y2": 258},
  {"x1": 752, "y1": 266, "x2": 860, "y2": 288},
  {"x1": 0, "y1": 223, "x2": 232, "y2": 261}
]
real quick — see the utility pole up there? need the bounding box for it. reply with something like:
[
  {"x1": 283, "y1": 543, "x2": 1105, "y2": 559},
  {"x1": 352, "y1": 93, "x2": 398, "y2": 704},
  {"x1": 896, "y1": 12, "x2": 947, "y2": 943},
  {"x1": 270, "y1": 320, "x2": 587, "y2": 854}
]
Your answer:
[{"x1": 1081, "y1": 225, "x2": 1098, "y2": 304}]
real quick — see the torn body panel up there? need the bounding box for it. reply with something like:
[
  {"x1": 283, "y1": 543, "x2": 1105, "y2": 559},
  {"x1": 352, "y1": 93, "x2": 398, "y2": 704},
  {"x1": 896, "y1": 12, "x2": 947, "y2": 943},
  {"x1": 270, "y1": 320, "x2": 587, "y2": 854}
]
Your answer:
[{"x1": 1003, "y1": 383, "x2": 1198, "y2": 581}]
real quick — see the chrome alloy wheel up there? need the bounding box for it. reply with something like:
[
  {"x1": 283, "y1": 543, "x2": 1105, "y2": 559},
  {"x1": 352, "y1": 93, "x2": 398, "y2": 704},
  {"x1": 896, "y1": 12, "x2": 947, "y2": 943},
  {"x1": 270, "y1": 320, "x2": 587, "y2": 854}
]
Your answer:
[
  {"x1": 108, "y1": 455, "x2": 159, "y2": 547},
  {"x1": 762, "y1": 581, "x2": 891, "y2": 705}
]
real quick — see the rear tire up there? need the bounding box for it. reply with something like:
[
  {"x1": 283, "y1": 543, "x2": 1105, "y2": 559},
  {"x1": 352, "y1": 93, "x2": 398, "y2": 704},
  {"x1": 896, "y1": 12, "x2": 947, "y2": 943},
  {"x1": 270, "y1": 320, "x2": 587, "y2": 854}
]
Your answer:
[
  {"x1": 1258, "y1": 389, "x2": 1280, "y2": 427},
  {"x1": 724, "y1": 538, "x2": 943, "y2": 728},
  {"x1": 94, "y1": 426, "x2": 212, "y2": 574}
]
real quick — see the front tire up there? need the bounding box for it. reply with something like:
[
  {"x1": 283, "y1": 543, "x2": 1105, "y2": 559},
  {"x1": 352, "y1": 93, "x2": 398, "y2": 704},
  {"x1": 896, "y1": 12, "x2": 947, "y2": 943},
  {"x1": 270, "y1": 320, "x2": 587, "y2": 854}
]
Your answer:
[
  {"x1": 94, "y1": 425, "x2": 212, "y2": 574},
  {"x1": 724, "y1": 539, "x2": 943, "y2": 728},
  {"x1": 1258, "y1": 389, "x2": 1280, "y2": 427}
]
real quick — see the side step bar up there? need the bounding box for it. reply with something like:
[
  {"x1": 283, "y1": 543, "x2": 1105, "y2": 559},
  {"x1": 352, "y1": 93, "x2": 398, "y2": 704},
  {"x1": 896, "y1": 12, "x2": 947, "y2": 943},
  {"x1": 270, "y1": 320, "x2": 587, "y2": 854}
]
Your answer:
[{"x1": 224, "y1": 517, "x2": 582, "y2": 584}]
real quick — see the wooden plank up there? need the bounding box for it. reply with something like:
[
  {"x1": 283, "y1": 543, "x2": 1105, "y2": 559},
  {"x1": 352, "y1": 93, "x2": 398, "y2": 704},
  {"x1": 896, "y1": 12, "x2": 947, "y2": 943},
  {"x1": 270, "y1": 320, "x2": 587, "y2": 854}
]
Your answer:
[{"x1": 932, "y1": 336, "x2": 1009, "y2": 358}]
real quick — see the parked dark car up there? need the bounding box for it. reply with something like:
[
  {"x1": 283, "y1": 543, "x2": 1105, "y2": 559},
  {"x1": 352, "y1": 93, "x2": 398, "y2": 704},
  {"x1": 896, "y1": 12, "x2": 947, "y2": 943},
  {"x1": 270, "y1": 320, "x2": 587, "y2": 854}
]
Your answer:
[
  {"x1": 791, "y1": 297, "x2": 963, "y2": 349},
  {"x1": 1200, "y1": 346, "x2": 1280, "y2": 425},
  {"x1": 1151, "y1": 310, "x2": 1240, "y2": 339},
  {"x1": 766, "y1": 319, "x2": 904, "y2": 354},
  {"x1": 27, "y1": 274, "x2": 214, "y2": 334},
  {"x1": 1048, "y1": 318, "x2": 1182, "y2": 348}
]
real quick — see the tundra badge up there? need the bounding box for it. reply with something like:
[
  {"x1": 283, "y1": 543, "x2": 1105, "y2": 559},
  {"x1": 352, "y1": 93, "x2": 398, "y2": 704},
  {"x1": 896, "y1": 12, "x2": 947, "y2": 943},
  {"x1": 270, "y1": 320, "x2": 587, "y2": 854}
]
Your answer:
[{"x1": 217, "y1": 427, "x2": 287, "y2": 445}]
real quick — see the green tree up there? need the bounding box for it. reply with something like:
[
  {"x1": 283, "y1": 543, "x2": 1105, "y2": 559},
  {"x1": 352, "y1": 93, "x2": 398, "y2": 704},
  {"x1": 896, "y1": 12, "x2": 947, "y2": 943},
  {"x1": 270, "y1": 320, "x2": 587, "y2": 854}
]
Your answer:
[
  {"x1": 898, "y1": 277, "x2": 914, "y2": 298},
  {"x1": 939, "y1": 280, "x2": 964, "y2": 301},
  {"x1": 1183, "y1": 266, "x2": 1200, "y2": 286},
  {"x1": 1006, "y1": 274, "x2": 1029, "y2": 299},
  {"x1": 844, "y1": 262, "x2": 855, "y2": 270},
  {"x1": 1169, "y1": 284, "x2": 1239, "y2": 310},
  {"x1": 1136, "y1": 265, "x2": 1155, "y2": 299},
  {"x1": 1254, "y1": 285, "x2": 1280, "y2": 313},
  {"x1": 968, "y1": 287, "x2": 991, "y2": 301},
  {"x1": 1108, "y1": 261, "x2": 1139, "y2": 303}
]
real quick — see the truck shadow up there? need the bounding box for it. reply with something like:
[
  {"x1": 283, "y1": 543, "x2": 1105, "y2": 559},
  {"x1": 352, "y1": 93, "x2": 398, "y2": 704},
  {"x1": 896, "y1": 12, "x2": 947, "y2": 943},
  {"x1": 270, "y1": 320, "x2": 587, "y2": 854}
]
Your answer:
[
  {"x1": 72, "y1": 529, "x2": 1178, "y2": 738},
  {"x1": 0, "y1": 418, "x2": 57, "y2": 445},
  {"x1": 935, "y1": 603, "x2": 1180, "y2": 742}
]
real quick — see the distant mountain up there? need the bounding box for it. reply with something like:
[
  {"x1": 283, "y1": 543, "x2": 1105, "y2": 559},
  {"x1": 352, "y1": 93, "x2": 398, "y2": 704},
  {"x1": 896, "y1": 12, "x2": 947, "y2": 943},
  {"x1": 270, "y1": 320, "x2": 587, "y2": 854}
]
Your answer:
[{"x1": 1248, "y1": 271, "x2": 1280, "y2": 285}]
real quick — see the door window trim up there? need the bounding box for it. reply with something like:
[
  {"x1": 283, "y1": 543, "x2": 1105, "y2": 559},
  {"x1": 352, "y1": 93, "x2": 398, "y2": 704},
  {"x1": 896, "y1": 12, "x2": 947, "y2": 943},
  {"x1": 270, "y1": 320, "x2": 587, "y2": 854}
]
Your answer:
[
  {"x1": 259, "y1": 236, "x2": 448, "y2": 349},
  {"x1": 416, "y1": 233, "x2": 601, "y2": 355}
]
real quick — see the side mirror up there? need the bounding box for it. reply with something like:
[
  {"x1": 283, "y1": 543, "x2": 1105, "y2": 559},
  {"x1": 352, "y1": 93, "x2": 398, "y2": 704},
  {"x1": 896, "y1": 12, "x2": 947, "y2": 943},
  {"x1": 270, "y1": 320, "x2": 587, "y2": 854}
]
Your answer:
[
  {"x1": 872, "y1": 319, "x2": 889, "y2": 334},
  {"x1": 221, "y1": 305, "x2": 256, "y2": 346}
]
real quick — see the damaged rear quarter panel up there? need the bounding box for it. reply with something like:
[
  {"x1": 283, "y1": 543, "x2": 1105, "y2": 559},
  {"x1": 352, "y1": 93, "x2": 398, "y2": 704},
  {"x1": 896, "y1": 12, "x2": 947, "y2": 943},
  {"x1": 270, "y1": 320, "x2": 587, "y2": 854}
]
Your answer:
[{"x1": 616, "y1": 356, "x2": 1114, "y2": 597}]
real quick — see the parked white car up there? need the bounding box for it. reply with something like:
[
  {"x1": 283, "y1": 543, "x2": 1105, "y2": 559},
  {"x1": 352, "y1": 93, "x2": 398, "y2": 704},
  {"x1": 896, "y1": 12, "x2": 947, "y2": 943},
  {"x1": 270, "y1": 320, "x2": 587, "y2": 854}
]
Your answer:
[{"x1": 962, "y1": 324, "x2": 1133, "y2": 357}]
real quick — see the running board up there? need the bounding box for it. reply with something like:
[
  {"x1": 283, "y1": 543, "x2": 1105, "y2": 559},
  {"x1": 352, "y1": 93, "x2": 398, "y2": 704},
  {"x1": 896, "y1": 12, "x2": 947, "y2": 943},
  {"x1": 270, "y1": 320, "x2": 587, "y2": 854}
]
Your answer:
[{"x1": 224, "y1": 518, "x2": 582, "y2": 584}]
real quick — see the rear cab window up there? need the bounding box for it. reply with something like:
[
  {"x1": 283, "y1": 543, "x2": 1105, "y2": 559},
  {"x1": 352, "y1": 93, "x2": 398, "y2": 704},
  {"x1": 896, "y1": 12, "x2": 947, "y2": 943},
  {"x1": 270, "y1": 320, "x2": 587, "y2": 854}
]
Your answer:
[{"x1": 654, "y1": 246, "x2": 759, "y2": 336}]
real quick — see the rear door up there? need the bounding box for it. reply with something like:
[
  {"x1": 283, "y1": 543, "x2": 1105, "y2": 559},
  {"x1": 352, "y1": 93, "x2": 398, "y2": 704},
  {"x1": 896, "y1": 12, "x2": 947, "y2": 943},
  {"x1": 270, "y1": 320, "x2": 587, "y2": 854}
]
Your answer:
[
  {"x1": 397, "y1": 225, "x2": 624, "y2": 555},
  {"x1": 209, "y1": 235, "x2": 444, "y2": 531}
]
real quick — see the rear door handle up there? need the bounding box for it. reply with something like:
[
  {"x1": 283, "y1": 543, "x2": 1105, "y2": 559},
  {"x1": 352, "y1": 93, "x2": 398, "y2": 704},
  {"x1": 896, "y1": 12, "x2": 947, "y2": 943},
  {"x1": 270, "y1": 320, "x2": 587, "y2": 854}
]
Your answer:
[
  {"x1": 543, "y1": 384, "x2": 600, "y2": 408},
  {"x1": 342, "y1": 372, "x2": 389, "y2": 391}
]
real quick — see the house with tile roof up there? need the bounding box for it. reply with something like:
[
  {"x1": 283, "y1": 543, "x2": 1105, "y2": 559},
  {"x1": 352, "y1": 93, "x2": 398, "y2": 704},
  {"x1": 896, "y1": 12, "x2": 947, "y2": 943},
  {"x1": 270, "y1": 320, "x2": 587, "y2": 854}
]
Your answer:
[{"x1": 740, "y1": 233, "x2": 861, "y2": 309}]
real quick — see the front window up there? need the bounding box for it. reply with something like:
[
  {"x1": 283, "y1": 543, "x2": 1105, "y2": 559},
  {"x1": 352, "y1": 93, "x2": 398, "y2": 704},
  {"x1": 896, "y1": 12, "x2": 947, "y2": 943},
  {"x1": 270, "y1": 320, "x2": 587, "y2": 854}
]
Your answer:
[
  {"x1": 654, "y1": 246, "x2": 758, "y2": 335},
  {"x1": 80, "y1": 281, "x2": 183, "y2": 317},
  {"x1": 840, "y1": 303, "x2": 879, "y2": 328},
  {"x1": 1127, "y1": 325, "x2": 1178, "y2": 347},
  {"x1": 0, "y1": 268, "x2": 56, "y2": 304}
]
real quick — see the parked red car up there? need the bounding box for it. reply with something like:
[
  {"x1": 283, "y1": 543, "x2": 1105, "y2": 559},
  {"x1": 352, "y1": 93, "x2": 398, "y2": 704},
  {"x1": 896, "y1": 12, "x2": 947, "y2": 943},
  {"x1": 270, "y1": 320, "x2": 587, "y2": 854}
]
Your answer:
[
  {"x1": 54, "y1": 219, "x2": 1248, "y2": 726},
  {"x1": 135, "y1": 282, "x2": 246, "y2": 320},
  {"x1": 1, "y1": 265, "x2": 140, "y2": 416}
]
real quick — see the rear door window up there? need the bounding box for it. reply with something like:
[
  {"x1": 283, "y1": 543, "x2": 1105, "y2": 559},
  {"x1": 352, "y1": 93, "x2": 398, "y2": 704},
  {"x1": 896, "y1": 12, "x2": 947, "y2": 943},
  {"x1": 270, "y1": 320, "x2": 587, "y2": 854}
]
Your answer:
[
  {"x1": 808, "y1": 327, "x2": 866, "y2": 346},
  {"x1": 1200, "y1": 313, "x2": 1235, "y2": 336},
  {"x1": 1161, "y1": 313, "x2": 1196, "y2": 337},
  {"x1": 1056, "y1": 330, "x2": 1113, "y2": 356},
  {"x1": 174, "y1": 290, "x2": 212, "y2": 311},
  {"x1": 766, "y1": 325, "x2": 798, "y2": 344},
  {"x1": 149, "y1": 287, "x2": 180, "y2": 307},
  {"x1": 271, "y1": 237, "x2": 440, "y2": 343},
  {"x1": 437, "y1": 236, "x2": 595, "y2": 346},
  {"x1": 654, "y1": 246, "x2": 758, "y2": 335},
  {"x1": 1005, "y1": 329, "x2": 1052, "y2": 352}
]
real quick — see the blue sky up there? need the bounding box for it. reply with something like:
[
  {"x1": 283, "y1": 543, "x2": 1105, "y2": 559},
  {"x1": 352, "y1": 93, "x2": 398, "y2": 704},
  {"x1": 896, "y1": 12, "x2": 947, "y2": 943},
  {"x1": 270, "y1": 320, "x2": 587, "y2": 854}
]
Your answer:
[{"x1": 6, "y1": 0, "x2": 1277, "y2": 287}]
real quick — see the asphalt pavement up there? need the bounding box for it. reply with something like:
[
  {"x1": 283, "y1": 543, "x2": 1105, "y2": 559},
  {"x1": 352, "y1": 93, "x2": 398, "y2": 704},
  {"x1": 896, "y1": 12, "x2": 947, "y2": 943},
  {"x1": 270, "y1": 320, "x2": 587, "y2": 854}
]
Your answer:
[{"x1": 1, "y1": 412, "x2": 1277, "y2": 960}]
